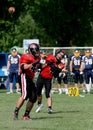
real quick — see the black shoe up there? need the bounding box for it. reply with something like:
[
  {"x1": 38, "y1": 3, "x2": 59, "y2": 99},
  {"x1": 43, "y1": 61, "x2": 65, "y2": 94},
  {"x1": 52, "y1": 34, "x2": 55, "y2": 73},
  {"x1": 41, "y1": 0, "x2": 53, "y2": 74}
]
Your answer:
[
  {"x1": 13, "y1": 112, "x2": 18, "y2": 120},
  {"x1": 48, "y1": 108, "x2": 52, "y2": 114}
]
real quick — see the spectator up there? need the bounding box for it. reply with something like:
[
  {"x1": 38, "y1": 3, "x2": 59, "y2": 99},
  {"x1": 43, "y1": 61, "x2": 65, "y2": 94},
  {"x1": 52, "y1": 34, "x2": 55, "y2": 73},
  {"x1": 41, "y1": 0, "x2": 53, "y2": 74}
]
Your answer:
[
  {"x1": 6, "y1": 48, "x2": 21, "y2": 94},
  {"x1": 80, "y1": 49, "x2": 93, "y2": 94},
  {"x1": 69, "y1": 49, "x2": 85, "y2": 93}
]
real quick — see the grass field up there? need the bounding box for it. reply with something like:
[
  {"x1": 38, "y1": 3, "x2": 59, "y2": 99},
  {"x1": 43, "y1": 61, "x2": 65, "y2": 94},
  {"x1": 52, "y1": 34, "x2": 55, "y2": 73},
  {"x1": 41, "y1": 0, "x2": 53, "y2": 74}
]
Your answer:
[{"x1": 0, "y1": 89, "x2": 93, "y2": 130}]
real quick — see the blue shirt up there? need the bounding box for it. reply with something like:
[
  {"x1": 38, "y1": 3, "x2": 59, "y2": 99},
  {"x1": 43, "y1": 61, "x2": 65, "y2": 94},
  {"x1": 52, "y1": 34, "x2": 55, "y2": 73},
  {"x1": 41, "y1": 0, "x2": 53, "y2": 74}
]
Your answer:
[
  {"x1": 8, "y1": 54, "x2": 20, "y2": 73},
  {"x1": 70, "y1": 55, "x2": 82, "y2": 69},
  {"x1": 82, "y1": 55, "x2": 93, "y2": 70}
]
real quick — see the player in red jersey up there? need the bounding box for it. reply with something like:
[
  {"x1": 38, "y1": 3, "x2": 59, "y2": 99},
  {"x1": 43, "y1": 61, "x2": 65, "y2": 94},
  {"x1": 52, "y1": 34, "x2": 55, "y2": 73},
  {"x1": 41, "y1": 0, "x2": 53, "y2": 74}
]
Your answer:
[
  {"x1": 13, "y1": 43, "x2": 40, "y2": 120},
  {"x1": 36, "y1": 50, "x2": 66, "y2": 113},
  {"x1": 56, "y1": 50, "x2": 69, "y2": 94}
]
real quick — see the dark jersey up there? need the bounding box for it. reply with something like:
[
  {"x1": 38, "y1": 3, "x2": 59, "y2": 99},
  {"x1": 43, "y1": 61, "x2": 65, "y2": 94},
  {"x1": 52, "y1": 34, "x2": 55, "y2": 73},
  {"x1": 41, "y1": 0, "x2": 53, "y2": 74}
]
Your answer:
[
  {"x1": 70, "y1": 55, "x2": 82, "y2": 69},
  {"x1": 82, "y1": 55, "x2": 93, "y2": 70},
  {"x1": 8, "y1": 54, "x2": 20, "y2": 73}
]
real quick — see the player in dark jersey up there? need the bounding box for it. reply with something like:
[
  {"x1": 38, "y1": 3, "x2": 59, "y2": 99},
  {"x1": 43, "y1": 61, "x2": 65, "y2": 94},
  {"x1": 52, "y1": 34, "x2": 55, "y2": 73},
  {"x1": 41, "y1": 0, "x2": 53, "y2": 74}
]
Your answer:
[
  {"x1": 80, "y1": 49, "x2": 93, "y2": 94},
  {"x1": 70, "y1": 49, "x2": 85, "y2": 93},
  {"x1": 36, "y1": 50, "x2": 66, "y2": 113},
  {"x1": 6, "y1": 48, "x2": 20, "y2": 94},
  {"x1": 13, "y1": 43, "x2": 40, "y2": 120}
]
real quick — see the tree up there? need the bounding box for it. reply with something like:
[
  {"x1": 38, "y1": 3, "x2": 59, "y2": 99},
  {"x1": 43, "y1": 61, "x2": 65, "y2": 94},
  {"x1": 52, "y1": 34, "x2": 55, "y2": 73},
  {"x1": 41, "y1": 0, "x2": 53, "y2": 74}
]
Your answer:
[
  {"x1": 0, "y1": 0, "x2": 93, "y2": 52},
  {"x1": 31, "y1": 0, "x2": 93, "y2": 46}
]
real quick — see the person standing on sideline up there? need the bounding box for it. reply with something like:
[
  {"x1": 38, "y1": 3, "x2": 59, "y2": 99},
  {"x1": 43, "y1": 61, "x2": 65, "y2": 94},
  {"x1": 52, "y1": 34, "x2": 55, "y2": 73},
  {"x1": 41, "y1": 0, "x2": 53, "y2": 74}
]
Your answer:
[
  {"x1": 80, "y1": 49, "x2": 93, "y2": 94},
  {"x1": 6, "y1": 48, "x2": 21, "y2": 94},
  {"x1": 69, "y1": 49, "x2": 85, "y2": 93},
  {"x1": 13, "y1": 43, "x2": 40, "y2": 120}
]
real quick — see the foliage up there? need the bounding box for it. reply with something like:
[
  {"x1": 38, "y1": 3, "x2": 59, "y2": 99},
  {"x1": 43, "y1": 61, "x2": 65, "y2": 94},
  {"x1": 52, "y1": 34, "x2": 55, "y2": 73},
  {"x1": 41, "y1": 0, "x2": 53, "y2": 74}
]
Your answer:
[
  {"x1": 0, "y1": 0, "x2": 93, "y2": 52},
  {"x1": 31, "y1": 0, "x2": 93, "y2": 46},
  {"x1": 15, "y1": 13, "x2": 52, "y2": 47}
]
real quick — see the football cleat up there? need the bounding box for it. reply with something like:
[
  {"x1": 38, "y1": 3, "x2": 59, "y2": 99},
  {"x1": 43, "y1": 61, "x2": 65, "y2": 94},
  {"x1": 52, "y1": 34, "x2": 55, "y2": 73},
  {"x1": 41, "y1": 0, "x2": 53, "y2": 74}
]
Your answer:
[
  {"x1": 22, "y1": 115, "x2": 32, "y2": 120},
  {"x1": 36, "y1": 104, "x2": 43, "y2": 113},
  {"x1": 48, "y1": 108, "x2": 52, "y2": 114},
  {"x1": 13, "y1": 112, "x2": 18, "y2": 120},
  {"x1": 16, "y1": 89, "x2": 21, "y2": 94},
  {"x1": 6, "y1": 91, "x2": 13, "y2": 94},
  {"x1": 82, "y1": 90, "x2": 86, "y2": 93}
]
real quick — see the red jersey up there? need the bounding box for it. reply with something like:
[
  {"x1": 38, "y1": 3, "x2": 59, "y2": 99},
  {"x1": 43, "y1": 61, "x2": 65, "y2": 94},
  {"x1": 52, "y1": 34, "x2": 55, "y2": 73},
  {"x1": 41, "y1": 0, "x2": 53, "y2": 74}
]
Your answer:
[
  {"x1": 20, "y1": 53, "x2": 40, "y2": 79},
  {"x1": 40, "y1": 54, "x2": 57, "y2": 79},
  {"x1": 46, "y1": 54, "x2": 57, "y2": 63},
  {"x1": 57, "y1": 62, "x2": 65, "y2": 69}
]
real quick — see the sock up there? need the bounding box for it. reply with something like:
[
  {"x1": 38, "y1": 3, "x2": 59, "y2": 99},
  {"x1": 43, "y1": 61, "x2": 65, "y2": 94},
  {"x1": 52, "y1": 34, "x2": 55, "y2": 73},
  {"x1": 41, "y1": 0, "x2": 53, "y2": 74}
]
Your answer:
[
  {"x1": 65, "y1": 88, "x2": 68, "y2": 94},
  {"x1": 86, "y1": 84, "x2": 91, "y2": 92},
  {"x1": 38, "y1": 101, "x2": 41, "y2": 105},
  {"x1": 10, "y1": 89, "x2": 13, "y2": 92},
  {"x1": 59, "y1": 88, "x2": 62, "y2": 93},
  {"x1": 48, "y1": 106, "x2": 52, "y2": 109},
  {"x1": 14, "y1": 107, "x2": 19, "y2": 114}
]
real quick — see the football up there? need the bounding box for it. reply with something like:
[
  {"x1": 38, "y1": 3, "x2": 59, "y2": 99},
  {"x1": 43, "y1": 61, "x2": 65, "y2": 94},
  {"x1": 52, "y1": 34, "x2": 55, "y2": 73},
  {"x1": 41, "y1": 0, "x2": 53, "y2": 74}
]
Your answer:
[{"x1": 8, "y1": 7, "x2": 15, "y2": 14}]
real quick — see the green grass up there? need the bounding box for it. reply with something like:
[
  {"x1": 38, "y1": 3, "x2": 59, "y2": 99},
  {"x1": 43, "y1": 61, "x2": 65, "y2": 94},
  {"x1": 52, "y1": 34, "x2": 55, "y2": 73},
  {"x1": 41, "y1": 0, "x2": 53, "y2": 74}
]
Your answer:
[{"x1": 0, "y1": 89, "x2": 93, "y2": 130}]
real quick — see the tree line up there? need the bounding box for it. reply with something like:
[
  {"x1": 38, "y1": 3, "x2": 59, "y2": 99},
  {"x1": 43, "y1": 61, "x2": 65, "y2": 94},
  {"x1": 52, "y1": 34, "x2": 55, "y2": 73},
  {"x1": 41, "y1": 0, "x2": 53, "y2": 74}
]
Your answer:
[{"x1": 0, "y1": 0, "x2": 93, "y2": 52}]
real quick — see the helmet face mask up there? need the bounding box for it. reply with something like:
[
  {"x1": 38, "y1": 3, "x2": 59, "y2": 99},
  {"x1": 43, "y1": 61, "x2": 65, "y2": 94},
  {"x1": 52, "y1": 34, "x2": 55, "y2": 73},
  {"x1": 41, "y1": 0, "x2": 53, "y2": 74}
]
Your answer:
[
  {"x1": 40, "y1": 49, "x2": 46, "y2": 58},
  {"x1": 56, "y1": 53, "x2": 62, "y2": 60},
  {"x1": 55, "y1": 49, "x2": 64, "y2": 62},
  {"x1": 29, "y1": 43, "x2": 40, "y2": 57}
]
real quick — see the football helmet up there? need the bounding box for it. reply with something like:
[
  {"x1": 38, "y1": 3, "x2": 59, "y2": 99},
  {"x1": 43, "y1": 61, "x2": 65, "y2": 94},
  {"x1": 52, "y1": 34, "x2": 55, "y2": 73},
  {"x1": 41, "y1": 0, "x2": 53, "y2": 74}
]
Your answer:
[
  {"x1": 28, "y1": 43, "x2": 40, "y2": 57},
  {"x1": 55, "y1": 49, "x2": 64, "y2": 62},
  {"x1": 25, "y1": 49, "x2": 29, "y2": 54},
  {"x1": 73, "y1": 49, "x2": 80, "y2": 58},
  {"x1": 85, "y1": 48, "x2": 91, "y2": 57},
  {"x1": 40, "y1": 49, "x2": 46, "y2": 58}
]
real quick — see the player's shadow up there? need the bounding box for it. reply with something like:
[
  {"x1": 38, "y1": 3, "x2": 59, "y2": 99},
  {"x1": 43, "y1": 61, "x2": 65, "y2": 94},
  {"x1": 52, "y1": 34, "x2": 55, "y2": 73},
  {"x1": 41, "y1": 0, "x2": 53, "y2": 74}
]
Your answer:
[
  {"x1": 33, "y1": 116, "x2": 63, "y2": 120},
  {"x1": 61, "y1": 110, "x2": 80, "y2": 113},
  {"x1": 50, "y1": 110, "x2": 80, "y2": 114},
  {"x1": 33, "y1": 110, "x2": 80, "y2": 120}
]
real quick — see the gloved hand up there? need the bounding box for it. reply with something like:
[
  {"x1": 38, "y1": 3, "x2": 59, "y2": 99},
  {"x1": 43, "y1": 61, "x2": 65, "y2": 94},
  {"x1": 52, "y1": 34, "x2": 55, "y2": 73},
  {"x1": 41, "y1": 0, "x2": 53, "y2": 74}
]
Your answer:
[
  {"x1": 70, "y1": 72, "x2": 74, "y2": 76},
  {"x1": 59, "y1": 72, "x2": 62, "y2": 77},
  {"x1": 6, "y1": 69, "x2": 9, "y2": 75},
  {"x1": 62, "y1": 73, "x2": 66, "y2": 78},
  {"x1": 31, "y1": 60, "x2": 40, "y2": 72},
  {"x1": 47, "y1": 62, "x2": 53, "y2": 66},
  {"x1": 7, "y1": 71, "x2": 9, "y2": 75},
  {"x1": 59, "y1": 73, "x2": 66, "y2": 78},
  {"x1": 32, "y1": 60, "x2": 39, "y2": 67},
  {"x1": 31, "y1": 66, "x2": 36, "y2": 72},
  {"x1": 18, "y1": 71, "x2": 20, "y2": 76},
  {"x1": 50, "y1": 65, "x2": 62, "y2": 78},
  {"x1": 80, "y1": 71, "x2": 83, "y2": 75}
]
